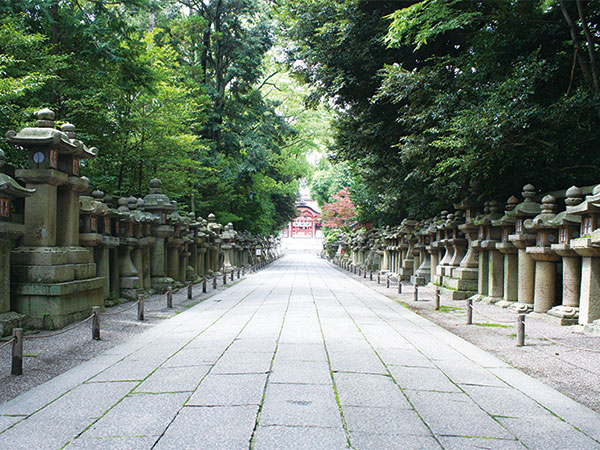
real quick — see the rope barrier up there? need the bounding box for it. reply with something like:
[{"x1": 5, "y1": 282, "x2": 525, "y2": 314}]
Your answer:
[
  {"x1": 525, "y1": 323, "x2": 600, "y2": 354},
  {"x1": 470, "y1": 304, "x2": 517, "y2": 325},
  {"x1": 100, "y1": 299, "x2": 142, "y2": 316},
  {"x1": 24, "y1": 314, "x2": 94, "y2": 340},
  {"x1": 0, "y1": 337, "x2": 15, "y2": 352}
]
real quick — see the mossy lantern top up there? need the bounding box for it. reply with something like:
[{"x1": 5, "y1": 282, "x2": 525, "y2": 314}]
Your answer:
[{"x1": 6, "y1": 109, "x2": 97, "y2": 176}]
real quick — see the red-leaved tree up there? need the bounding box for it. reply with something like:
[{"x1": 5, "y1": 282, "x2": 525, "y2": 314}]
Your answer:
[{"x1": 321, "y1": 187, "x2": 356, "y2": 229}]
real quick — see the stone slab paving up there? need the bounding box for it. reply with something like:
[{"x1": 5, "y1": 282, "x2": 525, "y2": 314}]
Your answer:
[{"x1": 1, "y1": 253, "x2": 600, "y2": 449}]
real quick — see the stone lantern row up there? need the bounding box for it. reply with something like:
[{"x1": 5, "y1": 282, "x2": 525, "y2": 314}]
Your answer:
[
  {"x1": 332, "y1": 182, "x2": 600, "y2": 331},
  {"x1": 0, "y1": 109, "x2": 278, "y2": 334}
]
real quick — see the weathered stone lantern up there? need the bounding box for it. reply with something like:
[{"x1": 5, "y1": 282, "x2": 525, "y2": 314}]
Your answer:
[
  {"x1": 117, "y1": 197, "x2": 141, "y2": 299},
  {"x1": 443, "y1": 184, "x2": 481, "y2": 300},
  {"x1": 476, "y1": 201, "x2": 504, "y2": 303},
  {"x1": 0, "y1": 150, "x2": 34, "y2": 335},
  {"x1": 567, "y1": 184, "x2": 600, "y2": 325},
  {"x1": 492, "y1": 196, "x2": 520, "y2": 307},
  {"x1": 7, "y1": 109, "x2": 104, "y2": 328},
  {"x1": 508, "y1": 184, "x2": 542, "y2": 313},
  {"x1": 207, "y1": 213, "x2": 223, "y2": 274},
  {"x1": 399, "y1": 219, "x2": 417, "y2": 281},
  {"x1": 221, "y1": 222, "x2": 237, "y2": 274},
  {"x1": 525, "y1": 195, "x2": 560, "y2": 314},
  {"x1": 548, "y1": 186, "x2": 583, "y2": 324},
  {"x1": 143, "y1": 178, "x2": 175, "y2": 291},
  {"x1": 410, "y1": 221, "x2": 430, "y2": 285},
  {"x1": 79, "y1": 189, "x2": 111, "y2": 300}
]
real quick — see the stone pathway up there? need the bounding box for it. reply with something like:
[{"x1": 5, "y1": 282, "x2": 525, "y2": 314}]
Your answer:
[{"x1": 1, "y1": 253, "x2": 600, "y2": 449}]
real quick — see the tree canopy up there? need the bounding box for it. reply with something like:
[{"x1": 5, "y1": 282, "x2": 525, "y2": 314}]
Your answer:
[
  {"x1": 278, "y1": 0, "x2": 600, "y2": 224},
  {"x1": 3, "y1": 0, "x2": 600, "y2": 231}
]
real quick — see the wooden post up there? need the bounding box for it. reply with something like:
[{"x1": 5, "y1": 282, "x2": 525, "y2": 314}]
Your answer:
[
  {"x1": 370, "y1": 271, "x2": 373, "y2": 281},
  {"x1": 363, "y1": 269, "x2": 366, "y2": 279},
  {"x1": 11, "y1": 328, "x2": 23, "y2": 376},
  {"x1": 413, "y1": 284, "x2": 419, "y2": 301},
  {"x1": 167, "y1": 286, "x2": 173, "y2": 308},
  {"x1": 377, "y1": 273, "x2": 380, "y2": 284},
  {"x1": 137, "y1": 295, "x2": 144, "y2": 321},
  {"x1": 398, "y1": 281, "x2": 402, "y2": 294},
  {"x1": 202, "y1": 278, "x2": 207, "y2": 293},
  {"x1": 517, "y1": 314, "x2": 526, "y2": 347},
  {"x1": 230, "y1": 270, "x2": 234, "y2": 281},
  {"x1": 92, "y1": 306, "x2": 100, "y2": 340},
  {"x1": 242, "y1": 266, "x2": 246, "y2": 276},
  {"x1": 187, "y1": 282, "x2": 193, "y2": 300},
  {"x1": 386, "y1": 275, "x2": 390, "y2": 288},
  {"x1": 434, "y1": 287, "x2": 440, "y2": 311},
  {"x1": 213, "y1": 276, "x2": 217, "y2": 289},
  {"x1": 466, "y1": 298, "x2": 473, "y2": 325},
  {"x1": 223, "y1": 272, "x2": 227, "y2": 285}
]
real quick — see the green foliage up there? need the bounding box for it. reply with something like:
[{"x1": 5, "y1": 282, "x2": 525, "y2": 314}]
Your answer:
[
  {"x1": 0, "y1": 0, "x2": 309, "y2": 235},
  {"x1": 279, "y1": 0, "x2": 600, "y2": 225}
]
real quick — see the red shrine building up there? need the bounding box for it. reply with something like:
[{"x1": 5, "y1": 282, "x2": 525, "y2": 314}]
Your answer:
[{"x1": 282, "y1": 202, "x2": 322, "y2": 238}]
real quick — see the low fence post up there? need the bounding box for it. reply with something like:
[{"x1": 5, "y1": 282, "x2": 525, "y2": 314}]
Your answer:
[
  {"x1": 398, "y1": 281, "x2": 402, "y2": 294},
  {"x1": 223, "y1": 272, "x2": 227, "y2": 285},
  {"x1": 213, "y1": 276, "x2": 217, "y2": 289},
  {"x1": 188, "y1": 282, "x2": 193, "y2": 300},
  {"x1": 92, "y1": 306, "x2": 100, "y2": 340},
  {"x1": 137, "y1": 295, "x2": 145, "y2": 321},
  {"x1": 386, "y1": 275, "x2": 390, "y2": 289},
  {"x1": 363, "y1": 269, "x2": 366, "y2": 279},
  {"x1": 377, "y1": 272, "x2": 380, "y2": 284},
  {"x1": 413, "y1": 284, "x2": 419, "y2": 301},
  {"x1": 517, "y1": 314, "x2": 526, "y2": 347},
  {"x1": 202, "y1": 278, "x2": 207, "y2": 293},
  {"x1": 167, "y1": 286, "x2": 173, "y2": 308},
  {"x1": 11, "y1": 328, "x2": 23, "y2": 376},
  {"x1": 242, "y1": 266, "x2": 246, "y2": 276},
  {"x1": 466, "y1": 298, "x2": 473, "y2": 325},
  {"x1": 434, "y1": 287, "x2": 440, "y2": 311},
  {"x1": 370, "y1": 271, "x2": 373, "y2": 281}
]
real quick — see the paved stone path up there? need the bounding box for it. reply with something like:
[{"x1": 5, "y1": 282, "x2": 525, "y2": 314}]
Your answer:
[{"x1": 1, "y1": 253, "x2": 600, "y2": 449}]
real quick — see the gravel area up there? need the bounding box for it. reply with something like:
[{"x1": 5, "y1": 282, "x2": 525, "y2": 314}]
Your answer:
[
  {"x1": 336, "y1": 265, "x2": 600, "y2": 414},
  {"x1": 0, "y1": 272, "x2": 249, "y2": 404}
]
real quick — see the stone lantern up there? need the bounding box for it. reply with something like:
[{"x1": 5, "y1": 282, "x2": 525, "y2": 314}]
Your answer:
[
  {"x1": 166, "y1": 207, "x2": 185, "y2": 283},
  {"x1": 143, "y1": 178, "x2": 176, "y2": 291},
  {"x1": 473, "y1": 201, "x2": 504, "y2": 303},
  {"x1": 79, "y1": 189, "x2": 111, "y2": 300},
  {"x1": 6, "y1": 109, "x2": 104, "y2": 328},
  {"x1": 399, "y1": 219, "x2": 418, "y2": 281},
  {"x1": 221, "y1": 222, "x2": 237, "y2": 273},
  {"x1": 0, "y1": 150, "x2": 35, "y2": 335},
  {"x1": 525, "y1": 195, "x2": 560, "y2": 314},
  {"x1": 548, "y1": 186, "x2": 583, "y2": 325},
  {"x1": 491, "y1": 196, "x2": 520, "y2": 307},
  {"x1": 443, "y1": 184, "x2": 481, "y2": 300},
  {"x1": 508, "y1": 184, "x2": 542, "y2": 313},
  {"x1": 567, "y1": 184, "x2": 600, "y2": 325},
  {"x1": 411, "y1": 220, "x2": 432, "y2": 286},
  {"x1": 207, "y1": 213, "x2": 223, "y2": 274},
  {"x1": 117, "y1": 197, "x2": 141, "y2": 299}
]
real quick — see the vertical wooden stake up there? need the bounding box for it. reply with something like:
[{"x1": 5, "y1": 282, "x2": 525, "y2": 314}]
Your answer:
[
  {"x1": 466, "y1": 298, "x2": 473, "y2": 325},
  {"x1": 167, "y1": 286, "x2": 173, "y2": 308},
  {"x1": 137, "y1": 295, "x2": 145, "y2": 321},
  {"x1": 11, "y1": 328, "x2": 23, "y2": 376},
  {"x1": 434, "y1": 287, "x2": 440, "y2": 311},
  {"x1": 92, "y1": 306, "x2": 100, "y2": 340},
  {"x1": 202, "y1": 278, "x2": 207, "y2": 293},
  {"x1": 213, "y1": 277, "x2": 217, "y2": 289},
  {"x1": 414, "y1": 284, "x2": 419, "y2": 302},
  {"x1": 188, "y1": 282, "x2": 193, "y2": 300},
  {"x1": 517, "y1": 314, "x2": 526, "y2": 347},
  {"x1": 398, "y1": 281, "x2": 402, "y2": 294}
]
